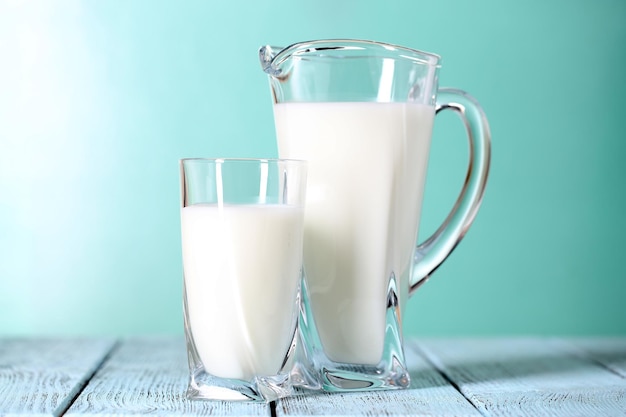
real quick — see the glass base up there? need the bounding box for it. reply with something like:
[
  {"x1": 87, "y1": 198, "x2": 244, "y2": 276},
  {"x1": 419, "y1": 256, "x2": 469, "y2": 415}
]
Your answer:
[
  {"x1": 186, "y1": 368, "x2": 292, "y2": 402},
  {"x1": 184, "y1": 326, "x2": 297, "y2": 402},
  {"x1": 298, "y1": 273, "x2": 411, "y2": 392},
  {"x1": 183, "y1": 277, "x2": 319, "y2": 402}
]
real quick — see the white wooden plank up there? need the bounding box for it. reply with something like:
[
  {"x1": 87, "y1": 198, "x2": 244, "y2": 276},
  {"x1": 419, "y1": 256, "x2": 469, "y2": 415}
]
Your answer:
[
  {"x1": 568, "y1": 338, "x2": 626, "y2": 378},
  {"x1": 0, "y1": 338, "x2": 115, "y2": 417},
  {"x1": 275, "y1": 339, "x2": 481, "y2": 417},
  {"x1": 64, "y1": 336, "x2": 270, "y2": 417},
  {"x1": 417, "y1": 337, "x2": 626, "y2": 417}
]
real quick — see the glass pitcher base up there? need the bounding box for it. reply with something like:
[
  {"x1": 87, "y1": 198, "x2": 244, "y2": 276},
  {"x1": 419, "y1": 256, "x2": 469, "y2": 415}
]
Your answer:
[
  {"x1": 297, "y1": 272, "x2": 412, "y2": 393},
  {"x1": 320, "y1": 361, "x2": 410, "y2": 392}
]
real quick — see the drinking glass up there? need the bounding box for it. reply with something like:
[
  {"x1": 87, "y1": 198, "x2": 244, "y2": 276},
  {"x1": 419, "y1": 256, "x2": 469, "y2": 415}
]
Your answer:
[{"x1": 180, "y1": 158, "x2": 308, "y2": 402}]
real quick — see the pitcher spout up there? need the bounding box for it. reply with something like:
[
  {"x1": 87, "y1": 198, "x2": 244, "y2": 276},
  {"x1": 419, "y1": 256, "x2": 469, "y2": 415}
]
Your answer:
[{"x1": 259, "y1": 45, "x2": 284, "y2": 76}]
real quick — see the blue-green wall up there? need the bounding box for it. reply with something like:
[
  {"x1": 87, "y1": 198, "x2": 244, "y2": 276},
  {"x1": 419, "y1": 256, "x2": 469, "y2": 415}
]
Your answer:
[{"x1": 1, "y1": 0, "x2": 625, "y2": 337}]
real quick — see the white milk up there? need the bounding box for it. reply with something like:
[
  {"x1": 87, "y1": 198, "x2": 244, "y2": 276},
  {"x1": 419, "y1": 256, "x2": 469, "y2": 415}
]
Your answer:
[
  {"x1": 274, "y1": 102, "x2": 434, "y2": 365},
  {"x1": 181, "y1": 203, "x2": 304, "y2": 380}
]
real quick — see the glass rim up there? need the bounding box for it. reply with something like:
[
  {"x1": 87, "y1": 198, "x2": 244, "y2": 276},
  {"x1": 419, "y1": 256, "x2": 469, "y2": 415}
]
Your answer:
[{"x1": 180, "y1": 157, "x2": 307, "y2": 165}]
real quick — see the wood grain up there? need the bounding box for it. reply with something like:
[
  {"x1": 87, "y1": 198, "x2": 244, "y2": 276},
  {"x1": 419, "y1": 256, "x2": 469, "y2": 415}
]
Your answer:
[
  {"x1": 275, "y1": 340, "x2": 481, "y2": 417},
  {"x1": 0, "y1": 338, "x2": 115, "y2": 417},
  {"x1": 64, "y1": 336, "x2": 270, "y2": 417},
  {"x1": 416, "y1": 338, "x2": 626, "y2": 417},
  {"x1": 569, "y1": 338, "x2": 626, "y2": 378}
]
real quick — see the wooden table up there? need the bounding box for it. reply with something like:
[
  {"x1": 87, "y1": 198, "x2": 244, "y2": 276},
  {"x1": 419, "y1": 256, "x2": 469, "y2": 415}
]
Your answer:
[{"x1": 1, "y1": 337, "x2": 625, "y2": 416}]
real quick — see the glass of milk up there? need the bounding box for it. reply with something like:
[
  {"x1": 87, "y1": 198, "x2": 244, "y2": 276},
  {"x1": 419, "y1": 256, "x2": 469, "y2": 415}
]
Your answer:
[
  {"x1": 180, "y1": 158, "x2": 310, "y2": 402},
  {"x1": 260, "y1": 40, "x2": 491, "y2": 392}
]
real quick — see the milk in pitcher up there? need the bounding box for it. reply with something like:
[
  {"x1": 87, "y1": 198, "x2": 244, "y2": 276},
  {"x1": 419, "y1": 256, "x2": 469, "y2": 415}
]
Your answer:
[{"x1": 274, "y1": 102, "x2": 434, "y2": 365}]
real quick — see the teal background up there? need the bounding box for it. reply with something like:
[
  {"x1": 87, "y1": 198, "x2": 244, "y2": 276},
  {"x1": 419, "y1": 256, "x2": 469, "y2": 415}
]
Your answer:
[{"x1": 1, "y1": 1, "x2": 625, "y2": 337}]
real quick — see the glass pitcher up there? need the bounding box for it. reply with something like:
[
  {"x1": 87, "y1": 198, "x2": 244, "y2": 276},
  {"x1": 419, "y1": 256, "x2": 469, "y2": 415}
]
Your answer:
[{"x1": 260, "y1": 39, "x2": 491, "y2": 392}]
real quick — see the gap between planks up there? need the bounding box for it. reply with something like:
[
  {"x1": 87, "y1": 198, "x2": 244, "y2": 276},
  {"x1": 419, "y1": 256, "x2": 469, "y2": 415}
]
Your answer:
[
  {"x1": 0, "y1": 338, "x2": 118, "y2": 417},
  {"x1": 55, "y1": 340, "x2": 121, "y2": 417},
  {"x1": 407, "y1": 339, "x2": 486, "y2": 417}
]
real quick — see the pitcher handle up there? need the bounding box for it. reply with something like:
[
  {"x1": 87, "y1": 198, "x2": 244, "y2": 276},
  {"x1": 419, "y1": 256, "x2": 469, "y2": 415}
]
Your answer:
[{"x1": 410, "y1": 88, "x2": 491, "y2": 295}]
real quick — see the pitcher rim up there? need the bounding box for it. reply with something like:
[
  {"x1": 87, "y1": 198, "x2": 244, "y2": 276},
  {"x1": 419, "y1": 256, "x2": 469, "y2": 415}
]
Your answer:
[{"x1": 262, "y1": 39, "x2": 441, "y2": 74}]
